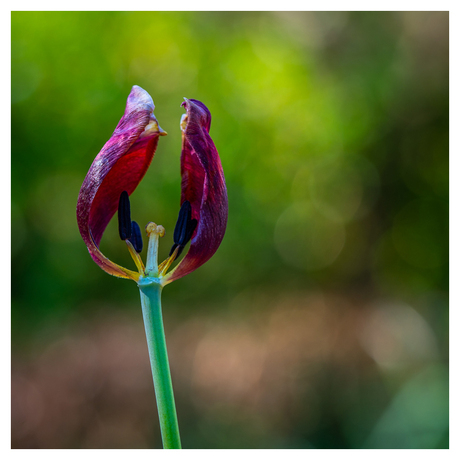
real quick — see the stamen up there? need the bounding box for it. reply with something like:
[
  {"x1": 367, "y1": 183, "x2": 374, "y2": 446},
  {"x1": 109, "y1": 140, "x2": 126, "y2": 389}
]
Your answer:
[
  {"x1": 129, "y1": 221, "x2": 143, "y2": 253},
  {"x1": 169, "y1": 243, "x2": 181, "y2": 258},
  {"x1": 173, "y1": 201, "x2": 192, "y2": 247},
  {"x1": 125, "y1": 239, "x2": 145, "y2": 274},
  {"x1": 185, "y1": 218, "x2": 198, "y2": 244},
  {"x1": 159, "y1": 246, "x2": 180, "y2": 276},
  {"x1": 118, "y1": 191, "x2": 132, "y2": 240},
  {"x1": 168, "y1": 201, "x2": 197, "y2": 259}
]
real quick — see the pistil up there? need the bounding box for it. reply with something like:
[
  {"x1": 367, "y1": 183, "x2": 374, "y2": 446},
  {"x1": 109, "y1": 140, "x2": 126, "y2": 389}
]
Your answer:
[{"x1": 145, "y1": 222, "x2": 165, "y2": 277}]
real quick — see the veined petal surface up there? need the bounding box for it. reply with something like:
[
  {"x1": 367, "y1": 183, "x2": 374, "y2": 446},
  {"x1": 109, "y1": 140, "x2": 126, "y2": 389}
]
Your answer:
[
  {"x1": 163, "y1": 99, "x2": 228, "y2": 284},
  {"x1": 77, "y1": 86, "x2": 162, "y2": 279}
]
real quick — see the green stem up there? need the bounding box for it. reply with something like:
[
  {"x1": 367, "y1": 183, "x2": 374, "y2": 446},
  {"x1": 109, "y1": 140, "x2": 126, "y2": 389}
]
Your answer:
[{"x1": 139, "y1": 281, "x2": 181, "y2": 449}]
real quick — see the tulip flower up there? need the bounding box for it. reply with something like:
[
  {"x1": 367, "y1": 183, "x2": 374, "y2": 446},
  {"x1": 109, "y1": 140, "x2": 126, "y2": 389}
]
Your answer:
[{"x1": 76, "y1": 86, "x2": 228, "y2": 449}]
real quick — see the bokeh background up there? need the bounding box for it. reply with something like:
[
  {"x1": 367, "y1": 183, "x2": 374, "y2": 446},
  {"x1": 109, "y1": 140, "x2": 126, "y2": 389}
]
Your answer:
[{"x1": 11, "y1": 11, "x2": 449, "y2": 449}]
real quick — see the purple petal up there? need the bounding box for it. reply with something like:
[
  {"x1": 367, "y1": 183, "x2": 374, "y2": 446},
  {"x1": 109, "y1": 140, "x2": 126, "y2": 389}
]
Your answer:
[
  {"x1": 164, "y1": 99, "x2": 228, "y2": 284},
  {"x1": 77, "y1": 86, "x2": 163, "y2": 279}
]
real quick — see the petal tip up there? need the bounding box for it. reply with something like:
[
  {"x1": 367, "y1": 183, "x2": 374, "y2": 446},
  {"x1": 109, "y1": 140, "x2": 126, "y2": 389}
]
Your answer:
[
  {"x1": 182, "y1": 98, "x2": 211, "y2": 132},
  {"x1": 127, "y1": 85, "x2": 155, "y2": 114}
]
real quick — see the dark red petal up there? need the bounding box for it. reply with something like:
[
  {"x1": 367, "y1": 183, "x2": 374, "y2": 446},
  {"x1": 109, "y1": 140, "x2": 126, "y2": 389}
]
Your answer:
[
  {"x1": 76, "y1": 86, "x2": 162, "y2": 279},
  {"x1": 163, "y1": 99, "x2": 228, "y2": 284}
]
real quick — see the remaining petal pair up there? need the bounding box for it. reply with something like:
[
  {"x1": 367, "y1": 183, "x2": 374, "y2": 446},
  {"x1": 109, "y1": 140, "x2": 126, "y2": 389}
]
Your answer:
[{"x1": 76, "y1": 86, "x2": 228, "y2": 285}]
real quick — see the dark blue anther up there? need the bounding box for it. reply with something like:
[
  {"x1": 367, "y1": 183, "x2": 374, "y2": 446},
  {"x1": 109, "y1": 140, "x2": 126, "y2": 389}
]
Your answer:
[
  {"x1": 118, "y1": 191, "x2": 132, "y2": 240},
  {"x1": 173, "y1": 200, "x2": 192, "y2": 246},
  {"x1": 129, "y1": 221, "x2": 143, "y2": 253},
  {"x1": 169, "y1": 201, "x2": 197, "y2": 258}
]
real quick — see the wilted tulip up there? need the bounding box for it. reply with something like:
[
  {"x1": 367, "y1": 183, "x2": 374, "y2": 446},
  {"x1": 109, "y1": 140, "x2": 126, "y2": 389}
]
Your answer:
[{"x1": 77, "y1": 86, "x2": 228, "y2": 448}]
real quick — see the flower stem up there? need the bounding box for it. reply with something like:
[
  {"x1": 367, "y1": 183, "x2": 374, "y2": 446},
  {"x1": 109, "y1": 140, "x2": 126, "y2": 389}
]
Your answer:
[{"x1": 139, "y1": 281, "x2": 181, "y2": 449}]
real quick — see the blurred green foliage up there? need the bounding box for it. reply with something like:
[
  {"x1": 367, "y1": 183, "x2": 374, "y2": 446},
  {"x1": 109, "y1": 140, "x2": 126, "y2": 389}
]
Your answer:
[{"x1": 11, "y1": 12, "x2": 448, "y2": 449}]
